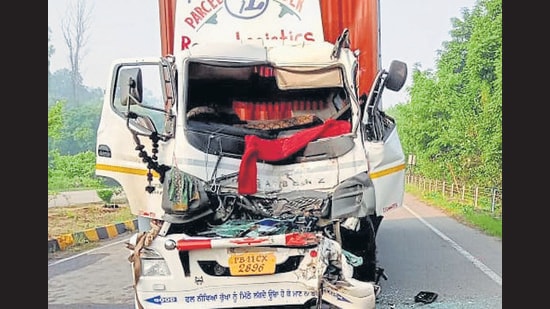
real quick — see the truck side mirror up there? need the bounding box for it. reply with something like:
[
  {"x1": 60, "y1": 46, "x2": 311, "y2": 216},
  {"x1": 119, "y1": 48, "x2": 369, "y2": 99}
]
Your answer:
[
  {"x1": 127, "y1": 112, "x2": 158, "y2": 136},
  {"x1": 120, "y1": 67, "x2": 143, "y2": 106},
  {"x1": 385, "y1": 60, "x2": 407, "y2": 92}
]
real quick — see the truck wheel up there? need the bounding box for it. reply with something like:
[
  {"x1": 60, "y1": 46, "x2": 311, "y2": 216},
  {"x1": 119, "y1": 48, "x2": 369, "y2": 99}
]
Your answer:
[
  {"x1": 385, "y1": 60, "x2": 407, "y2": 92},
  {"x1": 340, "y1": 216, "x2": 377, "y2": 282}
]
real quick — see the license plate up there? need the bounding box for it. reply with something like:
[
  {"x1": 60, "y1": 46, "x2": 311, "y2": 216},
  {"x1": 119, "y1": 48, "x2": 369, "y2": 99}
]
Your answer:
[{"x1": 228, "y1": 252, "x2": 276, "y2": 276}]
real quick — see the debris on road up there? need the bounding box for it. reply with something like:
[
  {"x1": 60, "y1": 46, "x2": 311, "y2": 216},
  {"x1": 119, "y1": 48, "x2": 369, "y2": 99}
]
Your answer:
[{"x1": 414, "y1": 291, "x2": 438, "y2": 304}]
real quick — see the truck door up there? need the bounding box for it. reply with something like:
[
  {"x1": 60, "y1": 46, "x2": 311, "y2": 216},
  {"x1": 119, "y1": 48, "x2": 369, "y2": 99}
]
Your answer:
[
  {"x1": 357, "y1": 61, "x2": 408, "y2": 218},
  {"x1": 364, "y1": 128, "x2": 406, "y2": 216},
  {"x1": 360, "y1": 90, "x2": 406, "y2": 216},
  {"x1": 95, "y1": 58, "x2": 176, "y2": 219}
]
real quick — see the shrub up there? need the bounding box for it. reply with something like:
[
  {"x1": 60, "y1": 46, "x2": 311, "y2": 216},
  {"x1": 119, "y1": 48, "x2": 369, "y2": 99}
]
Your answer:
[{"x1": 96, "y1": 188, "x2": 114, "y2": 204}]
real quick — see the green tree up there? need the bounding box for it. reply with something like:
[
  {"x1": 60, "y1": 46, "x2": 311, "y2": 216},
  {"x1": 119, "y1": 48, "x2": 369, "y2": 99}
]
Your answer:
[
  {"x1": 53, "y1": 103, "x2": 102, "y2": 155},
  {"x1": 48, "y1": 69, "x2": 74, "y2": 107},
  {"x1": 48, "y1": 68, "x2": 103, "y2": 108},
  {"x1": 61, "y1": 0, "x2": 94, "y2": 103},
  {"x1": 48, "y1": 26, "x2": 55, "y2": 84},
  {"x1": 48, "y1": 101, "x2": 65, "y2": 184},
  {"x1": 48, "y1": 101, "x2": 65, "y2": 141},
  {"x1": 48, "y1": 2, "x2": 105, "y2": 192},
  {"x1": 391, "y1": 0, "x2": 501, "y2": 188}
]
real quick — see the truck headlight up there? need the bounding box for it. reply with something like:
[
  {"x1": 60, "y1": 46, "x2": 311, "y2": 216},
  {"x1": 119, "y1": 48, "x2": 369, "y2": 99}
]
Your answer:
[{"x1": 141, "y1": 248, "x2": 171, "y2": 276}]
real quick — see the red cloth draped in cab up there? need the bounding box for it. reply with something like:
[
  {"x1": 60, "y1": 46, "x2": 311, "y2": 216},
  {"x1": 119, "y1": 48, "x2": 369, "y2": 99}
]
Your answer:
[{"x1": 237, "y1": 119, "x2": 351, "y2": 194}]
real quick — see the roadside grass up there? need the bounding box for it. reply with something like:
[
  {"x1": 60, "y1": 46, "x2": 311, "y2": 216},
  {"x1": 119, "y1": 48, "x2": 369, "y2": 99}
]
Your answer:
[
  {"x1": 405, "y1": 184, "x2": 502, "y2": 239},
  {"x1": 48, "y1": 202, "x2": 136, "y2": 239}
]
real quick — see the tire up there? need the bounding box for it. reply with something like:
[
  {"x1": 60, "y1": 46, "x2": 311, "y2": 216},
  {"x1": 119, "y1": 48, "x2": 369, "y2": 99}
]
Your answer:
[
  {"x1": 385, "y1": 60, "x2": 407, "y2": 92},
  {"x1": 340, "y1": 216, "x2": 377, "y2": 282}
]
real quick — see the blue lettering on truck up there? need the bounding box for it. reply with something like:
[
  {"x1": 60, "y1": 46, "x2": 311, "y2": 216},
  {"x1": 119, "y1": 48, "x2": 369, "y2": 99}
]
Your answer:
[
  {"x1": 226, "y1": 0, "x2": 269, "y2": 19},
  {"x1": 145, "y1": 295, "x2": 178, "y2": 305}
]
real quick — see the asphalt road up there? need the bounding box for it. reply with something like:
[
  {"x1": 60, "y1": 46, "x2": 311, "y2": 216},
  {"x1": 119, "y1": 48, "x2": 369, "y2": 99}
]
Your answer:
[{"x1": 375, "y1": 194, "x2": 502, "y2": 308}]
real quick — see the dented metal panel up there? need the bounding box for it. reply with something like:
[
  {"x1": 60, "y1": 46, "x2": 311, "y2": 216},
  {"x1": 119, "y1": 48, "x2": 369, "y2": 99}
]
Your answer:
[{"x1": 320, "y1": 0, "x2": 381, "y2": 95}]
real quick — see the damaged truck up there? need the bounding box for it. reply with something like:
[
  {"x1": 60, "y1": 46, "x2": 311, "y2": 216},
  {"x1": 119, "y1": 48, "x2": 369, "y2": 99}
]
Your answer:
[{"x1": 95, "y1": 0, "x2": 407, "y2": 308}]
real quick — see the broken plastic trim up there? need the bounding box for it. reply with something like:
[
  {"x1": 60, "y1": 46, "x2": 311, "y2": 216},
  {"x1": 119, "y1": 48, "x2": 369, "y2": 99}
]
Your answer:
[{"x1": 414, "y1": 291, "x2": 438, "y2": 304}]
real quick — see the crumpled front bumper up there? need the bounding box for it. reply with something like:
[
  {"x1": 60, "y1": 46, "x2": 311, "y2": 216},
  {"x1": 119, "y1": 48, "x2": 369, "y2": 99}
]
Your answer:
[{"x1": 132, "y1": 232, "x2": 377, "y2": 309}]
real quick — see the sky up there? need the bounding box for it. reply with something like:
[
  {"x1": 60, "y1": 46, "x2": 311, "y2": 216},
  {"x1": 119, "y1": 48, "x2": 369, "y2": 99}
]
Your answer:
[{"x1": 48, "y1": 0, "x2": 477, "y2": 108}]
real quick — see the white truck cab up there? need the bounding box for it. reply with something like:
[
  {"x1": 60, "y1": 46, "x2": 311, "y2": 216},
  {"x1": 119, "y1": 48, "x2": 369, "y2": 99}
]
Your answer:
[{"x1": 96, "y1": 1, "x2": 407, "y2": 308}]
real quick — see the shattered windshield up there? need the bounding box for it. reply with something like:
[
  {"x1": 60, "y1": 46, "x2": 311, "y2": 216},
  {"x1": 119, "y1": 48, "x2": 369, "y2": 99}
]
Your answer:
[{"x1": 184, "y1": 62, "x2": 351, "y2": 135}]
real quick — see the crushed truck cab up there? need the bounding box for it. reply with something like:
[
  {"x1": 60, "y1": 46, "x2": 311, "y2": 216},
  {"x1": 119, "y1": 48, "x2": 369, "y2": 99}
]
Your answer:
[{"x1": 96, "y1": 1, "x2": 407, "y2": 308}]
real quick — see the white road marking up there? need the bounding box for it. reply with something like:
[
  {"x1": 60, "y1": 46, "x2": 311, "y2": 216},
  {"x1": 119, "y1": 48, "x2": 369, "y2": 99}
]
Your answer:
[
  {"x1": 404, "y1": 204, "x2": 502, "y2": 286},
  {"x1": 48, "y1": 237, "x2": 131, "y2": 267}
]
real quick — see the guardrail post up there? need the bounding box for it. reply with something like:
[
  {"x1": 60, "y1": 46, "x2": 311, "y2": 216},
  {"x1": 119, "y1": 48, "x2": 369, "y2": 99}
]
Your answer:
[
  {"x1": 491, "y1": 188, "x2": 496, "y2": 213},
  {"x1": 474, "y1": 186, "x2": 479, "y2": 209},
  {"x1": 404, "y1": 176, "x2": 501, "y2": 216}
]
